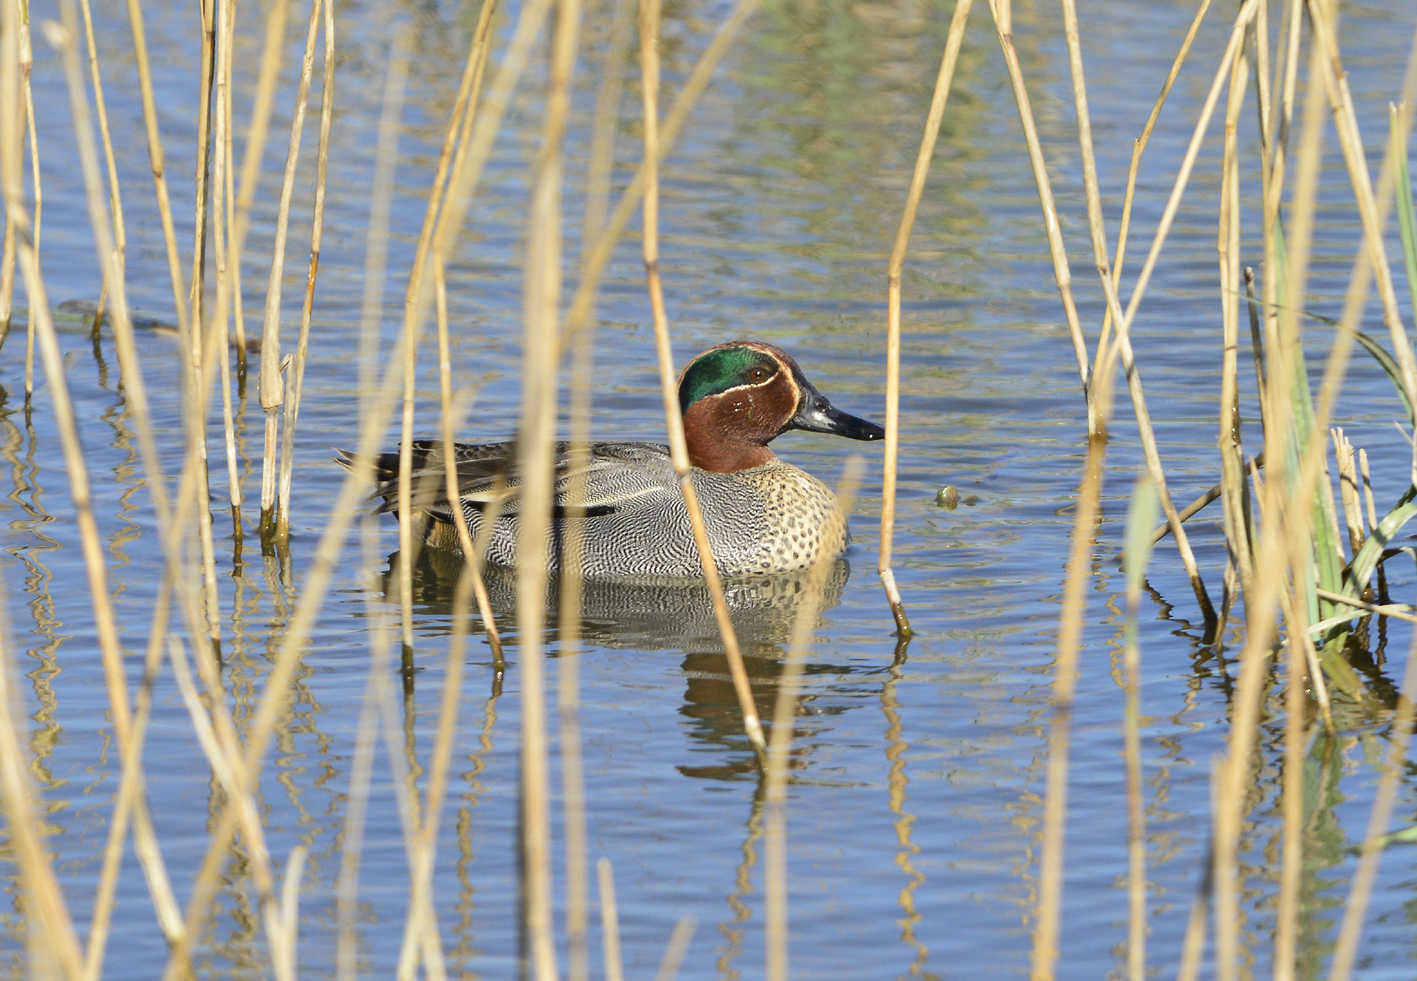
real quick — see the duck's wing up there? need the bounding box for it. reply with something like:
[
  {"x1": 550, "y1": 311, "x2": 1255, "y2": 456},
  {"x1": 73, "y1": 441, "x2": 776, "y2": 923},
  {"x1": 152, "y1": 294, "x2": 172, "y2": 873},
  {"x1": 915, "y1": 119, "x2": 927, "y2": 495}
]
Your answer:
[
  {"x1": 346, "y1": 440, "x2": 677, "y2": 521},
  {"x1": 545, "y1": 442, "x2": 681, "y2": 514}
]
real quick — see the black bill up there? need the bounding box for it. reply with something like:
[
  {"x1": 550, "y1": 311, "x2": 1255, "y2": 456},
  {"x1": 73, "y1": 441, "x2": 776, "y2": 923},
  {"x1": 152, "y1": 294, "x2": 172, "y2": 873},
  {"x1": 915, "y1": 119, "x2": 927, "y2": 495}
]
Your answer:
[{"x1": 790, "y1": 382, "x2": 886, "y2": 441}]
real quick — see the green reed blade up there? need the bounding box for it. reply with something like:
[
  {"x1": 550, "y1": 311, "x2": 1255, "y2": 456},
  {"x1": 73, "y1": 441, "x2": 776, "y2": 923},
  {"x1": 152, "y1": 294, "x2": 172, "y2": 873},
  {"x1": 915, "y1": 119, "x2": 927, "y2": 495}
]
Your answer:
[
  {"x1": 1123, "y1": 475, "x2": 1160, "y2": 591},
  {"x1": 1266, "y1": 208, "x2": 1347, "y2": 639},
  {"x1": 1394, "y1": 104, "x2": 1417, "y2": 328},
  {"x1": 1343, "y1": 483, "x2": 1417, "y2": 599},
  {"x1": 1353, "y1": 330, "x2": 1417, "y2": 428},
  {"x1": 1372, "y1": 825, "x2": 1417, "y2": 849}
]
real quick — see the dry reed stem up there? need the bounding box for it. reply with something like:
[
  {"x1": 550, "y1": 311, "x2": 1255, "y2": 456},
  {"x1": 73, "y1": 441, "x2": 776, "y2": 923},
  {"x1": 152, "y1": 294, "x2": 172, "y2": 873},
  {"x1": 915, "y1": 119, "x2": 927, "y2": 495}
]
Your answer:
[
  {"x1": 434, "y1": 262, "x2": 502, "y2": 655},
  {"x1": 166, "y1": 634, "x2": 294, "y2": 981},
  {"x1": 1264, "y1": 43, "x2": 1307, "y2": 972},
  {"x1": 157, "y1": 32, "x2": 426, "y2": 981},
  {"x1": 598, "y1": 858, "x2": 626, "y2": 981},
  {"x1": 654, "y1": 917, "x2": 697, "y2": 981},
  {"x1": 1312, "y1": 588, "x2": 1417, "y2": 628},
  {"x1": 1057, "y1": 0, "x2": 1134, "y2": 396},
  {"x1": 1120, "y1": 478, "x2": 1155, "y2": 981},
  {"x1": 1028, "y1": 4, "x2": 1257, "y2": 975},
  {"x1": 1250, "y1": 0, "x2": 1271, "y2": 168},
  {"x1": 1215, "y1": 23, "x2": 1327, "y2": 981},
  {"x1": 1016, "y1": 0, "x2": 1161, "y2": 942},
  {"x1": 1122, "y1": 647, "x2": 1145, "y2": 981},
  {"x1": 223, "y1": 0, "x2": 290, "y2": 407},
  {"x1": 1258, "y1": 0, "x2": 1301, "y2": 455},
  {"x1": 208, "y1": 0, "x2": 244, "y2": 520},
  {"x1": 1029, "y1": 431, "x2": 1113, "y2": 981},
  {"x1": 384, "y1": 400, "x2": 479, "y2": 976},
  {"x1": 0, "y1": 627, "x2": 84, "y2": 981},
  {"x1": 218, "y1": 0, "x2": 245, "y2": 362},
  {"x1": 328, "y1": 0, "x2": 552, "y2": 728},
  {"x1": 986, "y1": 0, "x2": 1091, "y2": 404},
  {"x1": 1262, "y1": 0, "x2": 1286, "y2": 175},
  {"x1": 1217, "y1": 33, "x2": 1254, "y2": 623},
  {"x1": 765, "y1": 461, "x2": 863, "y2": 981},
  {"x1": 1270, "y1": 37, "x2": 1417, "y2": 714},
  {"x1": 560, "y1": 0, "x2": 760, "y2": 351},
  {"x1": 1277, "y1": 593, "x2": 1306, "y2": 981},
  {"x1": 395, "y1": 516, "x2": 479, "y2": 981},
  {"x1": 277, "y1": 845, "x2": 307, "y2": 979},
  {"x1": 0, "y1": 236, "x2": 11, "y2": 353},
  {"x1": 876, "y1": 638, "x2": 927, "y2": 977},
  {"x1": 232, "y1": 0, "x2": 289, "y2": 265},
  {"x1": 1114, "y1": 0, "x2": 1258, "y2": 356},
  {"x1": 1106, "y1": 0, "x2": 1268, "y2": 633},
  {"x1": 181, "y1": 0, "x2": 222, "y2": 644},
  {"x1": 276, "y1": 0, "x2": 336, "y2": 529},
  {"x1": 1276, "y1": 0, "x2": 1303, "y2": 153},
  {"x1": 1010, "y1": 0, "x2": 1221, "y2": 653},
  {"x1": 558, "y1": 1, "x2": 635, "y2": 973},
  {"x1": 556, "y1": 570, "x2": 591, "y2": 977},
  {"x1": 0, "y1": 24, "x2": 13, "y2": 351},
  {"x1": 76, "y1": 0, "x2": 124, "y2": 290},
  {"x1": 5, "y1": 84, "x2": 146, "y2": 974},
  {"x1": 372, "y1": 643, "x2": 449, "y2": 980},
  {"x1": 422, "y1": 0, "x2": 552, "y2": 292},
  {"x1": 1309, "y1": 8, "x2": 1417, "y2": 480},
  {"x1": 187, "y1": 0, "x2": 225, "y2": 646},
  {"x1": 20, "y1": 19, "x2": 37, "y2": 400},
  {"x1": 1283, "y1": 569, "x2": 1334, "y2": 728},
  {"x1": 878, "y1": 0, "x2": 973, "y2": 637},
  {"x1": 336, "y1": 517, "x2": 399, "y2": 981},
  {"x1": 258, "y1": 0, "x2": 325, "y2": 521},
  {"x1": 395, "y1": 0, "x2": 498, "y2": 652},
  {"x1": 219, "y1": 316, "x2": 245, "y2": 534},
  {"x1": 515, "y1": 0, "x2": 578, "y2": 976},
  {"x1": 1174, "y1": 849, "x2": 1210, "y2": 981},
  {"x1": 639, "y1": 0, "x2": 765, "y2": 755},
  {"x1": 121, "y1": 0, "x2": 189, "y2": 338},
  {"x1": 1332, "y1": 429, "x2": 1364, "y2": 554},
  {"x1": 81, "y1": 580, "x2": 181, "y2": 979},
  {"x1": 45, "y1": 5, "x2": 202, "y2": 951},
  {"x1": 1359, "y1": 447, "x2": 1379, "y2": 534},
  {"x1": 1328, "y1": 619, "x2": 1417, "y2": 981},
  {"x1": 1028, "y1": 0, "x2": 1221, "y2": 629},
  {"x1": 1292, "y1": 41, "x2": 1417, "y2": 454},
  {"x1": 191, "y1": 0, "x2": 215, "y2": 344}
]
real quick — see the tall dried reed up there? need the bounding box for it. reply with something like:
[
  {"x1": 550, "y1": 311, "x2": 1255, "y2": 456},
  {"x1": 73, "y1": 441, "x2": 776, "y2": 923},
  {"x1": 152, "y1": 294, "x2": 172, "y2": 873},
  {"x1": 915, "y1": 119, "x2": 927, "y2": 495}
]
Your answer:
[{"x1": 5, "y1": 0, "x2": 1417, "y2": 979}]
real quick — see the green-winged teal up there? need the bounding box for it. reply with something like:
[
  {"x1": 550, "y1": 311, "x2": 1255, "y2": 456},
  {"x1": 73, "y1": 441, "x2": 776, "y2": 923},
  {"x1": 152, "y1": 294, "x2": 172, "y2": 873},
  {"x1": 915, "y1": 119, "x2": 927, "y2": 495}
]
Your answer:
[{"x1": 345, "y1": 340, "x2": 884, "y2": 579}]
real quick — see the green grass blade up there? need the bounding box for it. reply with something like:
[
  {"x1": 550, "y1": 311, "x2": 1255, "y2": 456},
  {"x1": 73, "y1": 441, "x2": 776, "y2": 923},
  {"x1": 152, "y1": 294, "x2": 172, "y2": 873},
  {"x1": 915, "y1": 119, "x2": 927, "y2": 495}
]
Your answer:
[
  {"x1": 1344, "y1": 483, "x2": 1417, "y2": 598},
  {"x1": 1393, "y1": 104, "x2": 1417, "y2": 327},
  {"x1": 1353, "y1": 330, "x2": 1417, "y2": 427},
  {"x1": 1123, "y1": 475, "x2": 1160, "y2": 590}
]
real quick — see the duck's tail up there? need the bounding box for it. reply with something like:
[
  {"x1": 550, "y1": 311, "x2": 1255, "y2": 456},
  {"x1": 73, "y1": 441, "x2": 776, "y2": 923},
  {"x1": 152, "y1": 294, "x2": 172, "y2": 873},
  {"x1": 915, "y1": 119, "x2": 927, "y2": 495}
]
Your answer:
[{"x1": 332, "y1": 444, "x2": 448, "y2": 521}]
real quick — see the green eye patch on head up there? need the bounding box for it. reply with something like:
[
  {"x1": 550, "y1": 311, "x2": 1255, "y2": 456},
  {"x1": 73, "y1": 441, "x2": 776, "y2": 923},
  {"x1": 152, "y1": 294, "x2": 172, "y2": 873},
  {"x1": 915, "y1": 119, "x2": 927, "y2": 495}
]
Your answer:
[{"x1": 678, "y1": 346, "x2": 781, "y2": 413}]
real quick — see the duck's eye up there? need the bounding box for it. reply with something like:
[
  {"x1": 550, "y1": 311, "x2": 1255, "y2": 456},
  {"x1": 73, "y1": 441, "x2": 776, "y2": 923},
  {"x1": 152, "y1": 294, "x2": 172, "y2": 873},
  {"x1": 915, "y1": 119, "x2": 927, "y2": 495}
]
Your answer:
[{"x1": 750, "y1": 367, "x2": 768, "y2": 382}]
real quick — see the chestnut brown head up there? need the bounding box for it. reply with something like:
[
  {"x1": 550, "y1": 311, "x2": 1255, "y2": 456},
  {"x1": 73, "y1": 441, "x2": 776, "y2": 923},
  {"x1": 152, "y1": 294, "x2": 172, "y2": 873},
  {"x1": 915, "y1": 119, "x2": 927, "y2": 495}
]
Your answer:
[{"x1": 676, "y1": 341, "x2": 884, "y2": 473}]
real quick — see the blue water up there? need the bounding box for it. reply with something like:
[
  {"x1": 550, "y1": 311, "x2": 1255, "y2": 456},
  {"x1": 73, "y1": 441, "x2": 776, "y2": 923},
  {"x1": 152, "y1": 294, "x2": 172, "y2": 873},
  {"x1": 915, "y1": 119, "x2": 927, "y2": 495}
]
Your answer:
[{"x1": 1, "y1": 0, "x2": 1416, "y2": 978}]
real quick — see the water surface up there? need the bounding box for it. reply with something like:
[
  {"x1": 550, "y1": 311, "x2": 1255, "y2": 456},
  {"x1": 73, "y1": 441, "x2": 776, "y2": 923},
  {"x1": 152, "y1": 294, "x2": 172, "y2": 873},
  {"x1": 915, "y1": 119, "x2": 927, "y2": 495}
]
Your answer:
[{"x1": 3, "y1": 0, "x2": 1417, "y2": 978}]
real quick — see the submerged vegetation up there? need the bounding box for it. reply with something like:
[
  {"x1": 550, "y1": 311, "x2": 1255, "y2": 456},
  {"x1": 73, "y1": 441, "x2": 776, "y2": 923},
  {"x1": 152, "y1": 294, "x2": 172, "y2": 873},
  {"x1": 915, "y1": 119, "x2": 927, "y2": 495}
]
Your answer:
[{"x1": 0, "y1": 0, "x2": 1414, "y2": 978}]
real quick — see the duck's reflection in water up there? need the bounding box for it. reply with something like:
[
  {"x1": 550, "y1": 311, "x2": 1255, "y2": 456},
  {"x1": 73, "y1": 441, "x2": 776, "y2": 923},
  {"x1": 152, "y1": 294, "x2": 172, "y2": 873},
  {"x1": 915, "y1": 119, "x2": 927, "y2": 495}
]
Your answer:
[
  {"x1": 396, "y1": 549, "x2": 881, "y2": 977},
  {"x1": 399, "y1": 549, "x2": 854, "y2": 774}
]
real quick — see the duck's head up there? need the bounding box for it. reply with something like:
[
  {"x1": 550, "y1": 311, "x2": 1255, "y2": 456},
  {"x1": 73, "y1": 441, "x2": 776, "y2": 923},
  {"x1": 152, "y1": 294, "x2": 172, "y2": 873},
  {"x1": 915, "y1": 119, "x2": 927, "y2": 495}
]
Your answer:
[{"x1": 676, "y1": 341, "x2": 885, "y2": 473}]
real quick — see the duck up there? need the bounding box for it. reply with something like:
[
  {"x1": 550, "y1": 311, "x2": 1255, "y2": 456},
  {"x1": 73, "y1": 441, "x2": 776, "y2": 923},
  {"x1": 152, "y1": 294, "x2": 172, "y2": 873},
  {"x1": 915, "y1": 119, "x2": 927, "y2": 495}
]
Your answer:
[{"x1": 343, "y1": 340, "x2": 884, "y2": 579}]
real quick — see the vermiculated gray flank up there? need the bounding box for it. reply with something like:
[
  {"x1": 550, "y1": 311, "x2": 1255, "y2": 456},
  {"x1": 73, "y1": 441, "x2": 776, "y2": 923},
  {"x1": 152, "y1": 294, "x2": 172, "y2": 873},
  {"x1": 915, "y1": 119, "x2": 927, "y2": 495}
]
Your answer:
[{"x1": 357, "y1": 440, "x2": 848, "y2": 579}]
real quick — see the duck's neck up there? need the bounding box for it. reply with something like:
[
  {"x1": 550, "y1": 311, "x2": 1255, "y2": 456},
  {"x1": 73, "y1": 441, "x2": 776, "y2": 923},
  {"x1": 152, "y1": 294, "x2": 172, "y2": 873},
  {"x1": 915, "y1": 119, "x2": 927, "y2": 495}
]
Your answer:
[{"x1": 683, "y1": 400, "x2": 777, "y2": 473}]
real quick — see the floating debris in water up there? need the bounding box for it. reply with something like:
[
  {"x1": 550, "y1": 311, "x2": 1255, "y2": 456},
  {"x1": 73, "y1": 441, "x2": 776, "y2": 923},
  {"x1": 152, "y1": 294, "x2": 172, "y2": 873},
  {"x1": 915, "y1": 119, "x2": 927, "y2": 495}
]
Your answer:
[{"x1": 934, "y1": 486, "x2": 979, "y2": 509}]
